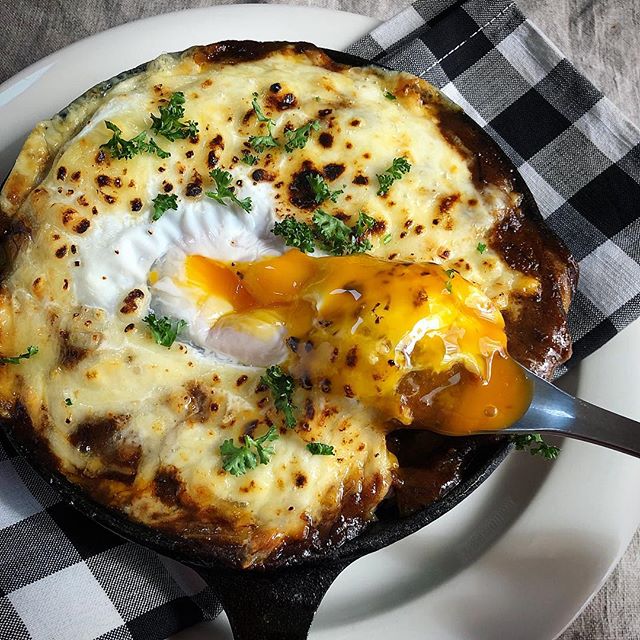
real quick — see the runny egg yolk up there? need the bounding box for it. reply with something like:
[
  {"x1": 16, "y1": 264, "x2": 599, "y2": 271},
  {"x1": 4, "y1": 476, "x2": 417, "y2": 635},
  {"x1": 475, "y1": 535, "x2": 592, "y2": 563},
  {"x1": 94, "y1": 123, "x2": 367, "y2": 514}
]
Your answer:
[{"x1": 183, "y1": 250, "x2": 533, "y2": 434}]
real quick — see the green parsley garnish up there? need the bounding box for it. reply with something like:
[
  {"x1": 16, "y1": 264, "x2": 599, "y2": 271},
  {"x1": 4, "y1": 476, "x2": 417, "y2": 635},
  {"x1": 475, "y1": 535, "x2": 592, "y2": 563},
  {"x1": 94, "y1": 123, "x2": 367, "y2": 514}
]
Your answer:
[
  {"x1": 145, "y1": 138, "x2": 171, "y2": 159},
  {"x1": 150, "y1": 92, "x2": 199, "y2": 142},
  {"x1": 273, "y1": 211, "x2": 376, "y2": 256},
  {"x1": 307, "y1": 442, "x2": 335, "y2": 456},
  {"x1": 284, "y1": 120, "x2": 320, "y2": 153},
  {"x1": 272, "y1": 216, "x2": 316, "y2": 253},
  {"x1": 241, "y1": 152, "x2": 259, "y2": 166},
  {"x1": 151, "y1": 193, "x2": 178, "y2": 221},
  {"x1": 376, "y1": 157, "x2": 411, "y2": 196},
  {"x1": 0, "y1": 345, "x2": 38, "y2": 365},
  {"x1": 143, "y1": 313, "x2": 186, "y2": 348},
  {"x1": 511, "y1": 433, "x2": 560, "y2": 459},
  {"x1": 251, "y1": 92, "x2": 273, "y2": 123},
  {"x1": 261, "y1": 365, "x2": 297, "y2": 428},
  {"x1": 306, "y1": 173, "x2": 344, "y2": 204},
  {"x1": 101, "y1": 121, "x2": 170, "y2": 160},
  {"x1": 206, "y1": 168, "x2": 252, "y2": 213},
  {"x1": 220, "y1": 426, "x2": 279, "y2": 476},
  {"x1": 477, "y1": 242, "x2": 487, "y2": 254},
  {"x1": 382, "y1": 233, "x2": 392, "y2": 244},
  {"x1": 248, "y1": 132, "x2": 279, "y2": 153},
  {"x1": 314, "y1": 209, "x2": 375, "y2": 255},
  {"x1": 65, "y1": 398, "x2": 73, "y2": 406},
  {"x1": 444, "y1": 268, "x2": 456, "y2": 293},
  {"x1": 383, "y1": 90, "x2": 397, "y2": 100},
  {"x1": 248, "y1": 92, "x2": 279, "y2": 153}
]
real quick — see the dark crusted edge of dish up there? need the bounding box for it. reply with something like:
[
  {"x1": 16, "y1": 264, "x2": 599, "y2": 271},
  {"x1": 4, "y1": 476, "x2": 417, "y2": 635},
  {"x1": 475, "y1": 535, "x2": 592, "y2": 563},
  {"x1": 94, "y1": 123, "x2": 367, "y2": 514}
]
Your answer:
[{"x1": 1, "y1": 409, "x2": 512, "y2": 571}]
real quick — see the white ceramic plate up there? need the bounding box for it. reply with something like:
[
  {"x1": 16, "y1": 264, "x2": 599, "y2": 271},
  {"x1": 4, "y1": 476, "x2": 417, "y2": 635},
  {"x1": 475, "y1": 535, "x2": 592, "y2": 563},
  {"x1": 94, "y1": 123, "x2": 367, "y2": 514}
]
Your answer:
[{"x1": 1, "y1": 5, "x2": 639, "y2": 639}]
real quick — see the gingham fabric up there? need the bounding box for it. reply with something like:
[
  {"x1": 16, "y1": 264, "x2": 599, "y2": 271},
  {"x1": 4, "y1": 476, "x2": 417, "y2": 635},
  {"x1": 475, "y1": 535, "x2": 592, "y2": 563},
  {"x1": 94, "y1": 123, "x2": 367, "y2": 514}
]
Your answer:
[
  {"x1": 0, "y1": 435, "x2": 221, "y2": 639},
  {"x1": 3, "y1": 1, "x2": 640, "y2": 639}
]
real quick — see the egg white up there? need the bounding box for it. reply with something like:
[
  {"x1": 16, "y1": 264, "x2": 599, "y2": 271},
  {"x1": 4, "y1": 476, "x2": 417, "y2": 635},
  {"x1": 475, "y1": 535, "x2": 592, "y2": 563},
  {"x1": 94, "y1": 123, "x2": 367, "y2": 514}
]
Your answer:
[{"x1": 73, "y1": 178, "x2": 286, "y2": 364}]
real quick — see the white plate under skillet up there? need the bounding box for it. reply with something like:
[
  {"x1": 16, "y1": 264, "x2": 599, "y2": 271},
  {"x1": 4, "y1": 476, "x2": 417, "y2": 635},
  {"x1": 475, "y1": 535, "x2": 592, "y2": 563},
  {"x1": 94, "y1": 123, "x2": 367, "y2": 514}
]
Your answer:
[{"x1": 1, "y1": 5, "x2": 639, "y2": 640}]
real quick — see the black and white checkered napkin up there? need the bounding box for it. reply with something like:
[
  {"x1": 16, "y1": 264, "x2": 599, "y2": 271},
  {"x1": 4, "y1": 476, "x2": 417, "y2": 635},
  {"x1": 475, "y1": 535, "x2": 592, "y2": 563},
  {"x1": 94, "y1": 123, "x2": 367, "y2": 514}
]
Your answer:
[{"x1": 3, "y1": 1, "x2": 640, "y2": 638}]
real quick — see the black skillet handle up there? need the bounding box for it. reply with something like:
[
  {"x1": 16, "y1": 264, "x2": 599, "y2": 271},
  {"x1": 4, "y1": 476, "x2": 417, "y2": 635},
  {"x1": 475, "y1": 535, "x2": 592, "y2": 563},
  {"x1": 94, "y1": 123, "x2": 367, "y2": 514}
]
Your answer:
[{"x1": 195, "y1": 559, "x2": 351, "y2": 640}]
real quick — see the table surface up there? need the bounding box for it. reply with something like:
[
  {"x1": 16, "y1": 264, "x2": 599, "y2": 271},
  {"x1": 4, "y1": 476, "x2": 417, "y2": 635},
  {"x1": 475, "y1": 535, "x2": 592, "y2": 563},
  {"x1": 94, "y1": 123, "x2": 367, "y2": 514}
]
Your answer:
[{"x1": 2, "y1": 1, "x2": 639, "y2": 638}]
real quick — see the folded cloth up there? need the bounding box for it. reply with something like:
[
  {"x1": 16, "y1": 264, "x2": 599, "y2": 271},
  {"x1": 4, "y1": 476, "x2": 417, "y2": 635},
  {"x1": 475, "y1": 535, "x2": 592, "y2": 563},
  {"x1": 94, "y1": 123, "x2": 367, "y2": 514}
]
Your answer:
[{"x1": 2, "y1": 1, "x2": 640, "y2": 639}]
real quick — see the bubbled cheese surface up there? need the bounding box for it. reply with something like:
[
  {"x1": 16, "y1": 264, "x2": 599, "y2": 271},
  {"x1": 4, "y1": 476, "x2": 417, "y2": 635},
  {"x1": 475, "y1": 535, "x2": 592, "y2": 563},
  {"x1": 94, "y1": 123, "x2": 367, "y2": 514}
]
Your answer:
[{"x1": 0, "y1": 43, "x2": 542, "y2": 567}]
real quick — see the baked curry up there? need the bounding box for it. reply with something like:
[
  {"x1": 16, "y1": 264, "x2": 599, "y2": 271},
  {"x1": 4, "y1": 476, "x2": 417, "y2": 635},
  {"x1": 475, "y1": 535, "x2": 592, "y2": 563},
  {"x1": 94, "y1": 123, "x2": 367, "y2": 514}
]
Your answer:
[{"x1": 0, "y1": 42, "x2": 576, "y2": 568}]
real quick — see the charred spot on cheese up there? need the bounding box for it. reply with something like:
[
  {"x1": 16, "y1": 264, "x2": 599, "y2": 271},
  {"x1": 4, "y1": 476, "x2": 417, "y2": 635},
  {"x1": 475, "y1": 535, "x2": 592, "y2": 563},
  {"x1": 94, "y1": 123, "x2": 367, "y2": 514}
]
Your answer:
[
  {"x1": 289, "y1": 167, "x2": 322, "y2": 209},
  {"x1": 187, "y1": 168, "x2": 204, "y2": 193},
  {"x1": 252, "y1": 168, "x2": 275, "y2": 182},
  {"x1": 318, "y1": 132, "x2": 333, "y2": 148},
  {"x1": 73, "y1": 219, "x2": 91, "y2": 234},
  {"x1": 207, "y1": 134, "x2": 225, "y2": 168},
  {"x1": 323, "y1": 163, "x2": 345, "y2": 180},
  {"x1": 130, "y1": 198, "x2": 143, "y2": 212},
  {"x1": 120, "y1": 289, "x2": 144, "y2": 314},
  {"x1": 267, "y1": 91, "x2": 297, "y2": 111}
]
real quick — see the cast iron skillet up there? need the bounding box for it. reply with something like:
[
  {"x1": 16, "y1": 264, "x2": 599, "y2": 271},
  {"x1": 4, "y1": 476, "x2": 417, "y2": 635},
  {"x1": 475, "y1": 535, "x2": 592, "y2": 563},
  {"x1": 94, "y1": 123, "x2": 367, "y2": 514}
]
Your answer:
[{"x1": 1, "y1": 45, "x2": 543, "y2": 639}]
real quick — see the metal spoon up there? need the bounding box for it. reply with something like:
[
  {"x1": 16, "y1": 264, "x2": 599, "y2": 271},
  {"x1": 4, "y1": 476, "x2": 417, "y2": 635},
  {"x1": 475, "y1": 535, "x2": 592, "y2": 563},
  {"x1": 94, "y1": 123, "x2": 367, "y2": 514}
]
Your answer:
[{"x1": 483, "y1": 366, "x2": 640, "y2": 457}]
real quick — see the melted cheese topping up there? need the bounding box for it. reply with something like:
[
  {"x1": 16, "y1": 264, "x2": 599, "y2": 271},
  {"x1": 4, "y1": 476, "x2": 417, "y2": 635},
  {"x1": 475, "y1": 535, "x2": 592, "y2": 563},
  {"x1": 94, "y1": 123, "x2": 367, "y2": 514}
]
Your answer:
[{"x1": 0, "y1": 44, "x2": 541, "y2": 567}]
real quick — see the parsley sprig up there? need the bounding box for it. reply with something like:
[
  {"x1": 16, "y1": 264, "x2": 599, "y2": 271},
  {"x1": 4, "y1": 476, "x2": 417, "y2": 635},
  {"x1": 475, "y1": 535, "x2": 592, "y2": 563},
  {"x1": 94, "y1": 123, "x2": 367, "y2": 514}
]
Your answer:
[
  {"x1": 261, "y1": 365, "x2": 297, "y2": 428},
  {"x1": 377, "y1": 157, "x2": 411, "y2": 196},
  {"x1": 143, "y1": 313, "x2": 186, "y2": 348},
  {"x1": 284, "y1": 120, "x2": 320, "y2": 153},
  {"x1": 150, "y1": 92, "x2": 199, "y2": 142},
  {"x1": 444, "y1": 268, "x2": 456, "y2": 293},
  {"x1": 241, "y1": 152, "x2": 259, "y2": 166},
  {"x1": 307, "y1": 442, "x2": 335, "y2": 456},
  {"x1": 249, "y1": 131, "x2": 279, "y2": 153},
  {"x1": 314, "y1": 210, "x2": 375, "y2": 255},
  {"x1": 477, "y1": 242, "x2": 487, "y2": 254},
  {"x1": 248, "y1": 92, "x2": 279, "y2": 153},
  {"x1": 271, "y1": 216, "x2": 316, "y2": 253},
  {"x1": 101, "y1": 121, "x2": 170, "y2": 160},
  {"x1": 151, "y1": 193, "x2": 178, "y2": 221},
  {"x1": 273, "y1": 210, "x2": 376, "y2": 256},
  {"x1": 306, "y1": 174, "x2": 344, "y2": 204},
  {"x1": 251, "y1": 92, "x2": 273, "y2": 124},
  {"x1": 206, "y1": 168, "x2": 252, "y2": 213},
  {"x1": 0, "y1": 345, "x2": 38, "y2": 365},
  {"x1": 220, "y1": 426, "x2": 279, "y2": 476},
  {"x1": 511, "y1": 434, "x2": 560, "y2": 459}
]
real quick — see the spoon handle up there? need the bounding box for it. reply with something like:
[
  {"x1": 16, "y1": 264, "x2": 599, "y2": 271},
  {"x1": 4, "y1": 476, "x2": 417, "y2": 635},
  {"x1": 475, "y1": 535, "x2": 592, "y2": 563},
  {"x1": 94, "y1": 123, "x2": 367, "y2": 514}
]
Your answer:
[{"x1": 502, "y1": 374, "x2": 640, "y2": 458}]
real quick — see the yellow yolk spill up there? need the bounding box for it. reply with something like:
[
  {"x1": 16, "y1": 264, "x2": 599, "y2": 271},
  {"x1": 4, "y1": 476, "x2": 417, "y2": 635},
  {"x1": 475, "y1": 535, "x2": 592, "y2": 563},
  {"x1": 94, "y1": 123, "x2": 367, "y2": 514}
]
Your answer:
[{"x1": 184, "y1": 250, "x2": 533, "y2": 434}]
